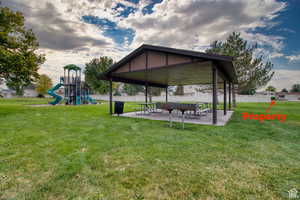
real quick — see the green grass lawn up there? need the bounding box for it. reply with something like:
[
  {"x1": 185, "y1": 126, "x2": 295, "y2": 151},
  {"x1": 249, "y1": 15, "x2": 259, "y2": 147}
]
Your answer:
[{"x1": 0, "y1": 98, "x2": 299, "y2": 200}]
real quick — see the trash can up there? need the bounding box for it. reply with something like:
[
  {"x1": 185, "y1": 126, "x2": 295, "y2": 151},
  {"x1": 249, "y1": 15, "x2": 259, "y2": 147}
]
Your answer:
[{"x1": 114, "y1": 101, "x2": 124, "y2": 116}]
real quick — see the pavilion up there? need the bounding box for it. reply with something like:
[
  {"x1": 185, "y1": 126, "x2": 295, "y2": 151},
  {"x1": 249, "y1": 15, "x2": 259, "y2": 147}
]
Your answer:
[{"x1": 100, "y1": 44, "x2": 238, "y2": 125}]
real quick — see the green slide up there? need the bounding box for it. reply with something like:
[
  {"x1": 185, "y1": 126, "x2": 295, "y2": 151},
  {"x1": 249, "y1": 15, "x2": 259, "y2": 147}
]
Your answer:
[{"x1": 48, "y1": 83, "x2": 63, "y2": 105}]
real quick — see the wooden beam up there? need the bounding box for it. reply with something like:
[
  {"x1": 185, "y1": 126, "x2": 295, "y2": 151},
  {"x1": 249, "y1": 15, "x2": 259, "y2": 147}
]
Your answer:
[
  {"x1": 166, "y1": 53, "x2": 168, "y2": 66},
  {"x1": 149, "y1": 86, "x2": 152, "y2": 102},
  {"x1": 224, "y1": 80, "x2": 227, "y2": 115},
  {"x1": 129, "y1": 61, "x2": 131, "y2": 72},
  {"x1": 113, "y1": 60, "x2": 210, "y2": 75},
  {"x1": 109, "y1": 79, "x2": 113, "y2": 115},
  {"x1": 110, "y1": 76, "x2": 167, "y2": 88},
  {"x1": 145, "y1": 84, "x2": 148, "y2": 103},
  {"x1": 145, "y1": 50, "x2": 148, "y2": 103},
  {"x1": 212, "y1": 66, "x2": 218, "y2": 124}
]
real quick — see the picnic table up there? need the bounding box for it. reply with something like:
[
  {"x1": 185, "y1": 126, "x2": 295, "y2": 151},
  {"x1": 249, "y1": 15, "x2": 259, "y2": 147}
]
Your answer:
[
  {"x1": 137, "y1": 102, "x2": 156, "y2": 114},
  {"x1": 134, "y1": 102, "x2": 212, "y2": 129},
  {"x1": 160, "y1": 102, "x2": 211, "y2": 128}
]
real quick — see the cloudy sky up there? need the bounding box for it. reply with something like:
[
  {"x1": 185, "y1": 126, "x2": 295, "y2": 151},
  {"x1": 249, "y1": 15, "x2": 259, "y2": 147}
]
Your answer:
[{"x1": 3, "y1": 0, "x2": 300, "y2": 90}]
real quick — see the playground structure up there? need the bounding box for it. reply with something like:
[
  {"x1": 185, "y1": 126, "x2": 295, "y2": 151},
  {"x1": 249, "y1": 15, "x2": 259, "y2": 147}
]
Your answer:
[{"x1": 48, "y1": 64, "x2": 97, "y2": 105}]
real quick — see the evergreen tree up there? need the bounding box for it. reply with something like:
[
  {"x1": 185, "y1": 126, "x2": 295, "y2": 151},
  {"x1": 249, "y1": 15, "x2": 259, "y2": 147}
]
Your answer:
[
  {"x1": 290, "y1": 84, "x2": 300, "y2": 92},
  {"x1": 206, "y1": 32, "x2": 274, "y2": 94}
]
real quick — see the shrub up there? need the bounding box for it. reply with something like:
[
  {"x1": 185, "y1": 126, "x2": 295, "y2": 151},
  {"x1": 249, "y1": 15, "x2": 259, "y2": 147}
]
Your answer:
[
  {"x1": 113, "y1": 90, "x2": 121, "y2": 96},
  {"x1": 239, "y1": 89, "x2": 256, "y2": 95}
]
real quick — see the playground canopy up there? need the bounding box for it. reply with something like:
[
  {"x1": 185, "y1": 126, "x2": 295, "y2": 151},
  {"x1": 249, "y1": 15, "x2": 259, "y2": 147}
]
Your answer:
[
  {"x1": 63, "y1": 64, "x2": 81, "y2": 71},
  {"x1": 101, "y1": 44, "x2": 238, "y2": 124}
]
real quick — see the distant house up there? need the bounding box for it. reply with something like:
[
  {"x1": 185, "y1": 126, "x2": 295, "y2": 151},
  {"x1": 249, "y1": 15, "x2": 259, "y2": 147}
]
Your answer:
[
  {"x1": 23, "y1": 83, "x2": 38, "y2": 97},
  {"x1": 184, "y1": 85, "x2": 213, "y2": 95},
  {"x1": 0, "y1": 83, "x2": 38, "y2": 98},
  {"x1": 0, "y1": 89, "x2": 14, "y2": 98},
  {"x1": 0, "y1": 83, "x2": 13, "y2": 98},
  {"x1": 276, "y1": 92, "x2": 300, "y2": 101},
  {"x1": 23, "y1": 88, "x2": 38, "y2": 97},
  {"x1": 256, "y1": 91, "x2": 276, "y2": 95}
]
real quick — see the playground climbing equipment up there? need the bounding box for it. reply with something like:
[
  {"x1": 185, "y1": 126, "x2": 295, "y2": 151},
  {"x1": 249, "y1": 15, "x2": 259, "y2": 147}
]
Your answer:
[{"x1": 47, "y1": 64, "x2": 97, "y2": 105}]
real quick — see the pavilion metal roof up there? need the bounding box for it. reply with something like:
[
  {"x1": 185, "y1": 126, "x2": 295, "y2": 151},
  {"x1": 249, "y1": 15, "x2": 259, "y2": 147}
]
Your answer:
[{"x1": 101, "y1": 44, "x2": 237, "y2": 88}]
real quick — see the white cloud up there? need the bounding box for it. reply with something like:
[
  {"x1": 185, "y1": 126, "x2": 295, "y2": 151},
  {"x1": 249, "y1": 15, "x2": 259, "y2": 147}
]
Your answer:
[
  {"x1": 121, "y1": 0, "x2": 286, "y2": 50},
  {"x1": 286, "y1": 54, "x2": 300, "y2": 62},
  {"x1": 242, "y1": 32, "x2": 284, "y2": 51},
  {"x1": 3, "y1": 0, "x2": 129, "y2": 83},
  {"x1": 279, "y1": 28, "x2": 296, "y2": 34},
  {"x1": 265, "y1": 69, "x2": 300, "y2": 91},
  {"x1": 269, "y1": 52, "x2": 285, "y2": 59},
  {"x1": 4, "y1": 0, "x2": 293, "y2": 88},
  {"x1": 255, "y1": 48, "x2": 284, "y2": 59}
]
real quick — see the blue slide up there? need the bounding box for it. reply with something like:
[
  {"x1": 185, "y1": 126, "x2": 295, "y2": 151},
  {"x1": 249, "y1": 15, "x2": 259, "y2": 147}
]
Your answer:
[
  {"x1": 87, "y1": 96, "x2": 97, "y2": 104},
  {"x1": 48, "y1": 83, "x2": 63, "y2": 105}
]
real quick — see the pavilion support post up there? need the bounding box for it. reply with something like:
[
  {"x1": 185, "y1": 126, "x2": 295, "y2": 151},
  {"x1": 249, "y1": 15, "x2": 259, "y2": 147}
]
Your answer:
[
  {"x1": 228, "y1": 82, "x2": 232, "y2": 110},
  {"x1": 149, "y1": 87, "x2": 152, "y2": 103},
  {"x1": 145, "y1": 84, "x2": 148, "y2": 103},
  {"x1": 223, "y1": 80, "x2": 227, "y2": 115},
  {"x1": 63, "y1": 69, "x2": 66, "y2": 102},
  {"x1": 165, "y1": 87, "x2": 168, "y2": 103},
  {"x1": 145, "y1": 51, "x2": 149, "y2": 103},
  {"x1": 212, "y1": 66, "x2": 218, "y2": 124},
  {"x1": 233, "y1": 84, "x2": 237, "y2": 108},
  {"x1": 109, "y1": 79, "x2": 113, "y2": 115},
  {"x1": 67, "y1": 69, "x2": 70, "y2": 104}
]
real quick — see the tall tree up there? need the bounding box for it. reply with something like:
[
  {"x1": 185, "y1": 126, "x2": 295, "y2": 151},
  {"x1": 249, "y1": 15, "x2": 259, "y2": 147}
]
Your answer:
[
  {"x1": 123, "y1": 84, "x2": 144, "y2": 96},
  {"x1": 113, "y1": 83, "x2": 122, "y2": 96},
  {"x1": 206, "y1": 32, "x2": 274, "y2": 94},
  {"x1": 0, "y1": 5, "x2": 45, "y2": 95},
  {"x1": 174, "y1": 85, "x2": 184, "y2": 95},
  {"x1": 148, "y1": 87, "x2": 163, "y2": 102},
  {"x1": 36, "y1": 74, "x2": 53, "y2": 96},
  {"x1": 6, "y1": 79, "x2": 25, "y2": 96},
  {"x1": 84, "y1": 57, "x2": 113, "y2": 94},
  {"x1": 266, "y1": 85, "x2": 276, "y2": 92},
  {"x1": 6, "y1": 79, "x2": 36, "y2": 96},
  {"x1": 150, "y1": 87, "x2": 163, "y2": 96}
]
